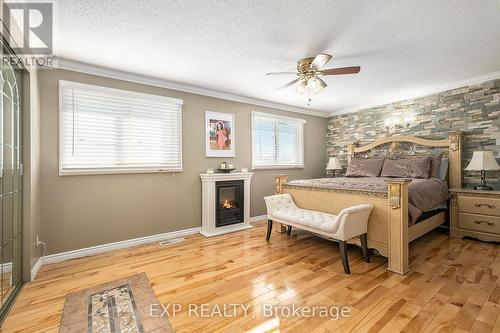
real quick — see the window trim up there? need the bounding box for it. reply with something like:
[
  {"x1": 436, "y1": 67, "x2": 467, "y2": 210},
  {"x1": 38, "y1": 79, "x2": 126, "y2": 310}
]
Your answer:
[
  {"x1": 251, "y1": 111, "x2": 305, "y2": 170},
  {"x1": 58, "y1": 80, "x2": 183, "y2": 176}
]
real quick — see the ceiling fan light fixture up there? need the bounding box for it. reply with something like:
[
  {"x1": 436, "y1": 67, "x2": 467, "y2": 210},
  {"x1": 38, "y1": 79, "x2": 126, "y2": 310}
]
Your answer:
[
  {"x1": 295, "y1": 80, "x2": 307, "y2": 95},
  {"x1": 307, "y1": 77, "x2": 326, "y2": 94},
  {"x1": 307, "y1": 77, "x2": 319, "y2": 89}
]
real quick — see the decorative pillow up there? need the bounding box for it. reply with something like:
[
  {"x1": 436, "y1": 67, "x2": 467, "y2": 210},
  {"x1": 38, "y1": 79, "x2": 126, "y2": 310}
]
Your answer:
[
  {"x1": 381, "y1": 157, "x2": 432, "y2": 179},
  {"x1": 429, "y1": 153, "x2": 443, "y2": 179},
  {"x1": 345, "y1": 158, "x2": 385, "y2": 177},
  {"x1": 439, "y1": 158, "x2": 449, "y2": 180}
]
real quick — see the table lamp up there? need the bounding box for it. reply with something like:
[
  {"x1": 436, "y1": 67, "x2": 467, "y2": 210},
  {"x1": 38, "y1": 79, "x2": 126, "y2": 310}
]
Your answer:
[
  {"x1": 465, "y1": 149, "x2": 500, "y2": 190},
  {"x1": 326, "y1": 157, "x2": 342, "y2": 177}
]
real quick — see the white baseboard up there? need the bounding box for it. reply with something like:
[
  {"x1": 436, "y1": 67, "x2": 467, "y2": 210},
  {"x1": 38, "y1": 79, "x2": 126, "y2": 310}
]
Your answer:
[
  {"x1": 41, "y1": 227, "x2": 201, "y2": 266},
  {"x1": 31, "y1": 257, "x2": 43, "y2": 281},
  {"x1": 31, "y1": 219, "x2": 266, "y2": 280},
  {"x1": 249, "y1": 215, "x2": 267, "y2": 224}
]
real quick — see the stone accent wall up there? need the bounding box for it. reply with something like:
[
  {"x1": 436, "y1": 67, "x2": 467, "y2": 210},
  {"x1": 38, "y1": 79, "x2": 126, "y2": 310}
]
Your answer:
[{"x1": 327, "y1": 78, "x2": 500, "y2": 189}]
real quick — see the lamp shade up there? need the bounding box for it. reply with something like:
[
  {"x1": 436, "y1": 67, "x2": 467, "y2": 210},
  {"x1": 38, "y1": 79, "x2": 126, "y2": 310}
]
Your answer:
[
  {"x1": 326, "y1": 157, "x2": 342, "y2": 170},
  {"x1": 465, "y1": 150, "x2": 500, "y2": 171}
]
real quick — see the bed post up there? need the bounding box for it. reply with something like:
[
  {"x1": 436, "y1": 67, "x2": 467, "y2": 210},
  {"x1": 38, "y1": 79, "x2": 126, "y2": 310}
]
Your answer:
[
  {"x1": 385, "y1": 178, "x2": 411, "y2": 275},
  {"x1": 274, "y1": 174, "x2": 288, "y2": 194},
  {"x1": 273, "y1": 175, "x2": 289, "y2": 233},
  {"x1": 347, "y1": 142, "x2": 358, "y2": 161},
  {"x1": 448, "y1": 131, "x2": 462, "y2": 188}
]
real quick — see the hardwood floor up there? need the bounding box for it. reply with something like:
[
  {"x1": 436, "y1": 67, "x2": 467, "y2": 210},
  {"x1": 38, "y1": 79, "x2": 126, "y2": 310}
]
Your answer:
[{"x1": 2, "y1": 222, "x2": 500, "y2": 332}]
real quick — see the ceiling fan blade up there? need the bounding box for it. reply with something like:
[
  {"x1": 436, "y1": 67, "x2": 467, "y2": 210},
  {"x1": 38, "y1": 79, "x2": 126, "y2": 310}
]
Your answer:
[
  {"x1": 266, "y1": 72, "x2": 297, "y2": 75},
  {"x1": 310, "y1": 53, "x2": 332, "y2": 70},
  {"x1": 275, "y1": 78, "x2": 300, "y2": 91},
  {"x1": 320, "y1": 66, "x2": 361, "y2": 75},
  {"x1": 316, "y1": 77, "x2": 327, "y2": 89}
]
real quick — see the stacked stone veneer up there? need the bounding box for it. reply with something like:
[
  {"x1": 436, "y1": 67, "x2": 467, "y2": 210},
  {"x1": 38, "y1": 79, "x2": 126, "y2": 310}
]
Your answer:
[{"x1": 327, "y1": 78, "x2": 500, "y2": 189}]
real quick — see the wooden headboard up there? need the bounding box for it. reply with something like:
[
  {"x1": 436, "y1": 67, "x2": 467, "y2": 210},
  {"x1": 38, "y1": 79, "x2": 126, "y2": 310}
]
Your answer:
[{"x1": 346, "y1": 132, "x2": 462, "y2": 188}]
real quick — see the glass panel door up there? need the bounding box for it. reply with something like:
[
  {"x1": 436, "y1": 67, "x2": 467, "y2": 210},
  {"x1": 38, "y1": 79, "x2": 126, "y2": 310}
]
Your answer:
[{"x1": 0, "y1": 40, "x2": 23, "y2": 319}]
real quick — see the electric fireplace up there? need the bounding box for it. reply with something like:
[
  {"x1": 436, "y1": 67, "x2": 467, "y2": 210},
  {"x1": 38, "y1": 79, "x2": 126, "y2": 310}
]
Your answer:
[
  {"x1": 200, "y1": 172, "x2": 253, "y2": 237},
  {"x1": 215, "y1": 180, "x2": 244, "y2": 227}
]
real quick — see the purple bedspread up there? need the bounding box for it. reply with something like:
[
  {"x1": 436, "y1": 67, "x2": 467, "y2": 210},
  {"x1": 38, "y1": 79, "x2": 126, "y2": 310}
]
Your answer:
[{"x1": 286, "y1": 177, "x2": 449, "y2": 224}]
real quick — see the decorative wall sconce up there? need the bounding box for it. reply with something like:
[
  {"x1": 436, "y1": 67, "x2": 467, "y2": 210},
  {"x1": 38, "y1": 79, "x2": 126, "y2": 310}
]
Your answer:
[{"x1": 384, "y1": 116, "x2": 416, "y2": 132}]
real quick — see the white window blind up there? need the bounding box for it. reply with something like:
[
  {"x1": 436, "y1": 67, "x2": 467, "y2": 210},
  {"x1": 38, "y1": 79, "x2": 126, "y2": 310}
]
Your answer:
[
  {"x1": 252, "y1": 112, "x2": 305, "y2": 169},
  {"x1": 59, "y1": 80, "x2": 183, "y2": 175}
]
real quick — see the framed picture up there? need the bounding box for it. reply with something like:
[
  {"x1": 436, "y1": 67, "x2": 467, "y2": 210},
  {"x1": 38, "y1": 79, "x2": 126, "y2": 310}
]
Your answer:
[{"x1": 205, "y1": 111, "x2": 235, "y2": 157}]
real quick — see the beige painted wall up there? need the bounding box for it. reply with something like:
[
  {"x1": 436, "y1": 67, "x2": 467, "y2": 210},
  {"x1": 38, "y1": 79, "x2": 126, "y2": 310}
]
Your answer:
[{"x1": 38, "y1": 69, "x2": 326, "y2": 254}]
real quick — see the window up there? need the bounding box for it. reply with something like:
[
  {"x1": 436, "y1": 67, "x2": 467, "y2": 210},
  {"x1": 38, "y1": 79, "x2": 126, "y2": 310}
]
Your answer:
[
  {"x1": 252, "y1": 112, "x2": 305, "y2": 169},
  {"x1": 59, "y1": 80, "x2": 183, "y2": 175}
]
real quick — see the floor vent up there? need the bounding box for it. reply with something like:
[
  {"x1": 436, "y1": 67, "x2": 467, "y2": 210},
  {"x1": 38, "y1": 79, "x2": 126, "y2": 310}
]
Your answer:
[{"x1": 158, "y1": 238, "x2": 185, "y2": 247}]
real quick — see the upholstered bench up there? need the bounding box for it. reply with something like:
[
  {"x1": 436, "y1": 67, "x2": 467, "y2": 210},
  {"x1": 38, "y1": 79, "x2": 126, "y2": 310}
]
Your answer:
[{"x1": 264, "y1": 193, "x2": 374, "y2": 274}]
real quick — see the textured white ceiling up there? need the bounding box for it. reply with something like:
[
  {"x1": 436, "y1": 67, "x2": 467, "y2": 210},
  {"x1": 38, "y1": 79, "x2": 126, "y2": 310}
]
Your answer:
[{"x1": 53, "y1": 0, "x2": 500, "y2": 115}]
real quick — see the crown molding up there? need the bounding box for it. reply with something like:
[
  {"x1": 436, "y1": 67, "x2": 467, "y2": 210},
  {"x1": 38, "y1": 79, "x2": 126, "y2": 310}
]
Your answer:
[
  {"x1": 329, "y1": 70, "x2": 500, "y2": 117},
  {"x1": 51, "y1": 58, "x2": 329, "y2": 118}
]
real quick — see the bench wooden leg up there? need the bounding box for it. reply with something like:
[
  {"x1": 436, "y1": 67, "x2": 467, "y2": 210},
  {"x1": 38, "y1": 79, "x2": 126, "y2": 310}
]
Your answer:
[
  {"x1": 266, "y1": 220, "x2": 273, "y2": 241},
  {"x1": 360, "y1": 233, "x2": 370, "y2": 263},
  {"x1": 286, "y1": 226, "x2": 292, "y2": 236},
  {"x1": 339, "y1": 241, "x2": 350, "y2": 274}
]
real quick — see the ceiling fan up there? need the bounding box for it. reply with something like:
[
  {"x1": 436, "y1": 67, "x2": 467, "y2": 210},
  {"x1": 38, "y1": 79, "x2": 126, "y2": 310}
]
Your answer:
[{"x1": 266, "y1": 53, "x2": 360, "y2": 102}]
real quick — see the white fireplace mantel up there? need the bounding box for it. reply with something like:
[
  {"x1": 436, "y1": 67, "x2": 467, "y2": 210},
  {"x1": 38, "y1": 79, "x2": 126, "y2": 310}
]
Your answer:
[{"x1": 200, "y1": 172, "x2": 254, "y2": 237}]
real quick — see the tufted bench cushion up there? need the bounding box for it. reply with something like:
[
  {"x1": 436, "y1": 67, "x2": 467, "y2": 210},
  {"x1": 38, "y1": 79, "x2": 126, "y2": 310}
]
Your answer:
[{"x1": 273, "y1": 208, "x2": 341, "y2": 234}]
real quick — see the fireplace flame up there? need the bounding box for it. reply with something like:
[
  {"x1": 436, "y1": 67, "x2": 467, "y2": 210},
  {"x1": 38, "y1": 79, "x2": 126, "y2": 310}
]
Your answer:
[{"x1": 222, "y1": 200, "x2": 236, "y2": 209}]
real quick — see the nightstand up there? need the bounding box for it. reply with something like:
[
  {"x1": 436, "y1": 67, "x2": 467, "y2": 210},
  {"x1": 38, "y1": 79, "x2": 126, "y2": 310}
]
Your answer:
[{"x1": 449, "y1": 188, "x2": 500, "y2": 242}]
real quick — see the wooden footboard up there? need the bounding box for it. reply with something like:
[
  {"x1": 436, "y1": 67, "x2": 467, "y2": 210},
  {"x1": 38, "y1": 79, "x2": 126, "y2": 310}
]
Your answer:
[{"x1": 276, "y1": 176, "x2": 411, "y2": 274}]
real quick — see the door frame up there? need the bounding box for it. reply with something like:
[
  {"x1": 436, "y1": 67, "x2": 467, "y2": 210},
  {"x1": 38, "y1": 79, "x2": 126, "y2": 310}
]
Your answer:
[{"x1": 0, "y1": 35, "x2": 27, "y2": 325}]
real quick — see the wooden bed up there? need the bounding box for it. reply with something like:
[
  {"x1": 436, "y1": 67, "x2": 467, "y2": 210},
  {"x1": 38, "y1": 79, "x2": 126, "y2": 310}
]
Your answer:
[{"x1": 273, "y1": 132, "x2": 462, "y2": 275}]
